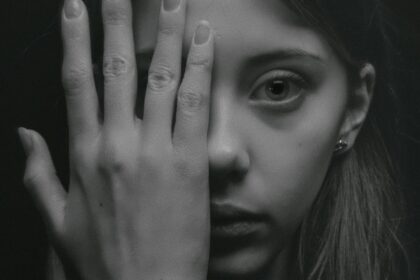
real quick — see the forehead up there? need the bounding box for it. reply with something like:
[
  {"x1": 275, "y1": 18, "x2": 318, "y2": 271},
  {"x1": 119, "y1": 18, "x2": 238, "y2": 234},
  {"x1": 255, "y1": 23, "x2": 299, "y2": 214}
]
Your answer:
[{"x1": 133, "y1": 0, "x2": 333, "y2": 66}]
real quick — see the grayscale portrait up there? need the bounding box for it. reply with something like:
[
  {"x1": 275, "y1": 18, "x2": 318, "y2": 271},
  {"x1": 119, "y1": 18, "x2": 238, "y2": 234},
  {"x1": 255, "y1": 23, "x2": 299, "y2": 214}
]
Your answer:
[{"x1": 3, "y1": 0, "x2": 420, "y2": 279}]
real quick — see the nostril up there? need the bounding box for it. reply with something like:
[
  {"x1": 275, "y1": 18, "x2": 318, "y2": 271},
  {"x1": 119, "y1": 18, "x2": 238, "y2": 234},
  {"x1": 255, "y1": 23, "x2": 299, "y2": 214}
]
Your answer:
[
  {"x1": 208, "y1": 144, "x2": 250, "y2": 184},
  {"x1": 208, "y1": 156, "x2": 249, "y2": 195},
  {"x1": 231, "y1": 168, "x2": 245, "y2": 183}
]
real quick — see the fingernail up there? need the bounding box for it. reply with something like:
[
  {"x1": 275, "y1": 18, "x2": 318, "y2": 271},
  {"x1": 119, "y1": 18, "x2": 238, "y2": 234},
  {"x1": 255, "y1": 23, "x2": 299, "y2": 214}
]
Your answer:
[
  {"x1": 17, "y1": 127, "x2": 33, "y2": 156},
  {"x1": 163, "y1": 0, "x2": 181, "y2": 12},
  {"x1": 64, "y1": 0, "x2": 82, "y2": 19},
  {"x1": 194, "y1": 21, "x2": 211, "y2": 45}
]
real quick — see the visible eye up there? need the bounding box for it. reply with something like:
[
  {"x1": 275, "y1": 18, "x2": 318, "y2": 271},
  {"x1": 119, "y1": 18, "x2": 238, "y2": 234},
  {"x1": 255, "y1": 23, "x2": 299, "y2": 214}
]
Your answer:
[{"x1": 250, "y1": 70, "x2": 308, "y2": 110}]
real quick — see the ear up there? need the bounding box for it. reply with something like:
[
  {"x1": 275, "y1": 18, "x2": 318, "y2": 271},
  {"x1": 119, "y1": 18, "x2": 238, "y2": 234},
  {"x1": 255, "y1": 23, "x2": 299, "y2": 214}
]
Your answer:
[{"x1": 338, "y1": 63, "x2": 376, "y2": 152}]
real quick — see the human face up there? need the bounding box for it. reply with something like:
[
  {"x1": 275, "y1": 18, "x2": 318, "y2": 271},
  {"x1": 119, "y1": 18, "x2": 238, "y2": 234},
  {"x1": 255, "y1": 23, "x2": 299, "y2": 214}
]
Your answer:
[{"x1": 133, "y1": 0, "x2": 350, "y2": 279}]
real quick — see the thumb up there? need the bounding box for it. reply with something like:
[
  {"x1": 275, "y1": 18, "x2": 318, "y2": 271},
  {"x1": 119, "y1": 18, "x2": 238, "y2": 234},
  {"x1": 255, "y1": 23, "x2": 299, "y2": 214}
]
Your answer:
[{"x1": 18, "y1": 127, "x2": 66, "y2": 238}]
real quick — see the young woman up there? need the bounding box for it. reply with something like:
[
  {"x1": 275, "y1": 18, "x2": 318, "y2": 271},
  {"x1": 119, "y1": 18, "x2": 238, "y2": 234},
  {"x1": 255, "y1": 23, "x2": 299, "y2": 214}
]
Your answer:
[{"x1": 17, "y1": 0, "x2": 410, "y2": 279}]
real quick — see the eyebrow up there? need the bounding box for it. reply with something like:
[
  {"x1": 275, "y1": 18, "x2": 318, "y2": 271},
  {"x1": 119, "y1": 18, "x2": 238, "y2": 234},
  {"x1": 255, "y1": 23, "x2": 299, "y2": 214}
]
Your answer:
[
  {"x1": 136, "y1": 47, "x2": 325, "y2": 69},
  {"x1": 242, "y1": 48, "x2": 326, "y2": 68}
]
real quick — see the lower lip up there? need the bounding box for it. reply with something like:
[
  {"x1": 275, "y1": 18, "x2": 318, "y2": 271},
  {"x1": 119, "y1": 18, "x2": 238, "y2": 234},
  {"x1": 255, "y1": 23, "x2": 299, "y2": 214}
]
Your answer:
[{"x1": 211, "y1": 221, "x2": 263, "y2": 237}]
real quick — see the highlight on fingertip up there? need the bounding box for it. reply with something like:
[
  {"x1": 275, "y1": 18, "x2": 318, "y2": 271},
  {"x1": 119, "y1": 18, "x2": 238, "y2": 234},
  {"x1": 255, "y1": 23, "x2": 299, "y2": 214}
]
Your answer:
[
  {"x1": 194, "y1": 21, "x2": 211, "y2": 46},
  {"x1": 17, "y1": 127, "x2": 33, "y2": 156},
  {"x1": 163, "y1": 0, "x2": 181, "y2": 12},
  {"x1": 64, "y1": 0, "x2": 83, "y2": 19}
]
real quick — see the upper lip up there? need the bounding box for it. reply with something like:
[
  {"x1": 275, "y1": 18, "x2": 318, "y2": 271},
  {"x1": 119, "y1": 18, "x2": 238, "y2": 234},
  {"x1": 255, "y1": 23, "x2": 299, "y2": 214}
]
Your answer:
[{"x1": 210, "y1": 203, "x2": 265, "y2": 224}]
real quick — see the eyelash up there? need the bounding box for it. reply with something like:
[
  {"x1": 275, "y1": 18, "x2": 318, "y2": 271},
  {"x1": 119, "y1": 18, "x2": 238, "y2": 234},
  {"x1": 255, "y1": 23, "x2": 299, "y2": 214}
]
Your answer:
[{"x1": 250, "y1": 70, "x2": 308, "y2": 109}]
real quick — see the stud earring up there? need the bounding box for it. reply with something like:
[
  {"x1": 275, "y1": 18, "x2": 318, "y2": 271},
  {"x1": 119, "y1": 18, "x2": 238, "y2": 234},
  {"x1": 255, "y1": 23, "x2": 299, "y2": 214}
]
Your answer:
[{"x1": 334, "y1": 139, "x2": 348, "y2": 154}]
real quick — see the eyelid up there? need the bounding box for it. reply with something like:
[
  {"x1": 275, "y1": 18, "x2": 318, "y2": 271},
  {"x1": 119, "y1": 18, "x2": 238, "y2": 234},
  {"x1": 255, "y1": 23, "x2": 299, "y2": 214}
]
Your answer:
[
  {"x1": 247, "y1": 69, "x2": 309, "y2": 113},
  {"x1": 249, "y1": 69, "x2": 308, "y2": 97}
]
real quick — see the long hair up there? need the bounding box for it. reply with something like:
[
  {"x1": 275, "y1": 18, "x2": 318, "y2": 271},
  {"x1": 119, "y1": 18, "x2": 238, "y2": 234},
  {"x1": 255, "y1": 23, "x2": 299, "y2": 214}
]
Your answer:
[
  {"x1": 282, "y1": 1, "x2": 412, "y2": 279},
  {"x1": 7, "y1": 0, "x2": 413, "y2": 279}
]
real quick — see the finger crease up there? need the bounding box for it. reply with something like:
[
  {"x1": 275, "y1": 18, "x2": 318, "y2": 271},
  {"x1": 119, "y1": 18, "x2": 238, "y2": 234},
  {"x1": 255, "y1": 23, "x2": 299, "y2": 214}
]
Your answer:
[{"x1": 103, "y1": 57, "x2": 128, "y2": 77}]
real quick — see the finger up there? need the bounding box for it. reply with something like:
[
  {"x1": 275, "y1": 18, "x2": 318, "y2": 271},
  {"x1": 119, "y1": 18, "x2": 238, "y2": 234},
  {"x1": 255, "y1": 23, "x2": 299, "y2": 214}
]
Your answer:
[
  {"x1": 18, "y1": 128, "x2": 66, "y2": 238},
  {"x1": 62, "y1": 0, "x2": 99, "y2": 141},
  {"x1": 46, "y1": 246, "x2": 66, "y2": 280},
  {"x1": 142, "y1": 0, "x2": 186, "y2": 141},
  {"x1": 173, "y1": 22, "x2": 214, "y2": 149},
  {"x1": 102, "y1": 0, "x2": 137, "y2": 130}
]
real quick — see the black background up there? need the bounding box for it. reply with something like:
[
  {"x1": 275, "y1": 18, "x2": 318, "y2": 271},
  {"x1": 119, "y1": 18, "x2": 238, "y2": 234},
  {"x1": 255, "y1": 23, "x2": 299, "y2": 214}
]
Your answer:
[{"x1": 1, "y1": 0, "x2": 420, "y2": 279}]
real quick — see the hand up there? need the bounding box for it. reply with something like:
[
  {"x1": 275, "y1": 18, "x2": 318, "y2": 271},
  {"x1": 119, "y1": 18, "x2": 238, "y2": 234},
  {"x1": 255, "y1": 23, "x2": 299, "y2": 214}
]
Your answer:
[{"x1": 18, "y1": 0, "x2": 214, "y2": 279}]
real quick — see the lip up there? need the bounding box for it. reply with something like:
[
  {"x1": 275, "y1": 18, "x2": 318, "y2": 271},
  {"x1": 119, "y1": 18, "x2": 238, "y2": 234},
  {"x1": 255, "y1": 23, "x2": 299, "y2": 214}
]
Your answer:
[{"x1": 210, "y1": 203, "x2": 266, "y2": 238}]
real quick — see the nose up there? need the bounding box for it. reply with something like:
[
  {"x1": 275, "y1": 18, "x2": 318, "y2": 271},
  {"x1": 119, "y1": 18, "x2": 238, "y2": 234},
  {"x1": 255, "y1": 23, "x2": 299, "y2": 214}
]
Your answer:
[{"x1": 208, "y1": 98, "x2": 250, "y2": 193}]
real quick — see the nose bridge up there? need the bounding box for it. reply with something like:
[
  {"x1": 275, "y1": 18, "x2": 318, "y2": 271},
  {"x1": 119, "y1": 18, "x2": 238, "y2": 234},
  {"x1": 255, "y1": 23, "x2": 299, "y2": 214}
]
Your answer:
[
  {"x1": 208, "y1": 87, "x2": 249, "y2": 178},
  {"x1": 208, "y1": 89, "x2": 236, "y2": 152}
]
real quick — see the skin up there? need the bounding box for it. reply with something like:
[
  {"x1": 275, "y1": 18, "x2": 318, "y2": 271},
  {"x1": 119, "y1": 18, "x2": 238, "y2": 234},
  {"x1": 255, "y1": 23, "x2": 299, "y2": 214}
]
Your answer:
[
  {"x1": 18, "y1": 0, "x2": 375, "y2": 279},
  {"x1": 134, "y1": 0, "x2": 374, "y2": 279}
]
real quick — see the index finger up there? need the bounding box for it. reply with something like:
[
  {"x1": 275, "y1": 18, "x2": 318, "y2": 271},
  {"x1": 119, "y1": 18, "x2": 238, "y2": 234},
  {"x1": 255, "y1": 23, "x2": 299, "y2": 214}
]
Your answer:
[
  {"x1": 172, "y1": 21, "x2": 214, "y2": 150},
  {"x1": 62, "y1": 0, "x2": 99, "y2": 141}
]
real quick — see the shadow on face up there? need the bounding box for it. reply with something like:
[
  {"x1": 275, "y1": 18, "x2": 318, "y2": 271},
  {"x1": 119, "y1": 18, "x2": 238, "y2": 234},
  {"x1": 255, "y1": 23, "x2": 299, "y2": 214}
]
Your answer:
[{"x1": 133, "y1": 0, "x2": 355, "y2": 279}]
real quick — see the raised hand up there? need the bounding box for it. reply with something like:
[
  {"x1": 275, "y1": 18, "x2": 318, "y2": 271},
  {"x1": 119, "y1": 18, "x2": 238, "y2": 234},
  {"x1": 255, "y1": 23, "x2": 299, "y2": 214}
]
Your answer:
[{"x1": 18, "y1": 0, "x2": 214, "y2": 279}]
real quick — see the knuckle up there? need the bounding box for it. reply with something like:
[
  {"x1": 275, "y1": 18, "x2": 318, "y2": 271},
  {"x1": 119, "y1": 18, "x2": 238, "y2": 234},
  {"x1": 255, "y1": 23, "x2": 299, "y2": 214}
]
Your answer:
[
  {"x1": 177, "y1": 88, "x2": 206, "y2": 111},
  {"x1": 23, "y1": 170, "x2": 48, "y2": 188},
  {"x1": 63, "y1": 25, "x2": 83, "y2": 41},
  {"x1": 187, "y1": 54, "x2": 212, "y2": 71},
  {"x1": 97, "y1": 143, "x2": 131, "y2": 176},
  {"x1": 102, "y1": 1, "x2": 130, "y2": 26},
  {"x1": 23, "y1": 172, "x2": 38, "y2": 187},
  {"x1": 158, "y1": 24, "x2": 180, "y2": 37},
  {"x1": 98, "y1": 155, "x2": 129, "y2": 176},
  {"x1": 147, "y1": 65, "x2": 177, "y2": 91},
  {"x1": 62, "y1": 65, "x2": 91, "y2": 91},
  {"x1": 103, "y1": 55, "x2": 131, "y2": 79}
]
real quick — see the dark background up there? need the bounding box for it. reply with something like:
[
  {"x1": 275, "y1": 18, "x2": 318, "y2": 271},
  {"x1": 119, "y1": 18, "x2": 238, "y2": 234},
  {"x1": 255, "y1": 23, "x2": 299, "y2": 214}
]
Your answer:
[{"x1": 1, "y1": 0, "x2": 420, "y2": 279}]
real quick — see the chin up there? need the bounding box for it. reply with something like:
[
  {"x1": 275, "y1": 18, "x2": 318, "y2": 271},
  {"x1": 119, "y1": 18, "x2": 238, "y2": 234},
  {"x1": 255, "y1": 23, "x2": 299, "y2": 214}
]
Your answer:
[{"x1": 208, "y1": 243, "x2": 280, "y2": 280}]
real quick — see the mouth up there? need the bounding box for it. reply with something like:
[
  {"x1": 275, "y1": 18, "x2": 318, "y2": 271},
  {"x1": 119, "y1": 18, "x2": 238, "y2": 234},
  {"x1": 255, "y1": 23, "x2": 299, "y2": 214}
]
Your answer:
[{"x1": 210, "y1": 203, "x2": 267, "y2": 238}]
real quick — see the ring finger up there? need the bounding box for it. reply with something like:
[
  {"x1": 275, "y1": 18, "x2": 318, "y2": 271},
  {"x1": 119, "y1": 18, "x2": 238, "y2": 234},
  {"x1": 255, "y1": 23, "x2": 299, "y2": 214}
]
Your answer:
[{"x1": 142, "y1": 0, "x2": 186, "y2": 142}]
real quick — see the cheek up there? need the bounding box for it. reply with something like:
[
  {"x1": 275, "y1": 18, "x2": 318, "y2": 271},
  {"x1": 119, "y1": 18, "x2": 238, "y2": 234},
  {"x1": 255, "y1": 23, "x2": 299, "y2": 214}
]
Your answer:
[
  {"x1": 252, "y1": 134, "x2": 331, "y2": 239},
  {"x1": 247, "y1": 90, "x2": 347, "y2": 239}
]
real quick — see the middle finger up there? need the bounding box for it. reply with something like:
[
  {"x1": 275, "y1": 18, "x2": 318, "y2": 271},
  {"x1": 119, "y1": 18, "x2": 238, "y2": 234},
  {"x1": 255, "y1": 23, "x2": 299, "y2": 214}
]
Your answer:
[
  {"x1": 142, "y1": 0, "x2": 186, "y2": 142},
  {"x1": 102, "y1": 0, "x2": 137, "y2": 130}
]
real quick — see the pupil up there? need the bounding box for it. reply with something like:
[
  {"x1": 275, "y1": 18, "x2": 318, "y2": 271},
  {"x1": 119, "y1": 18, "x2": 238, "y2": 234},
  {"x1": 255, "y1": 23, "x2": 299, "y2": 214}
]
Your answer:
[{"x1": 268, "y1": 80, "x2": 286, "y2": 96}]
